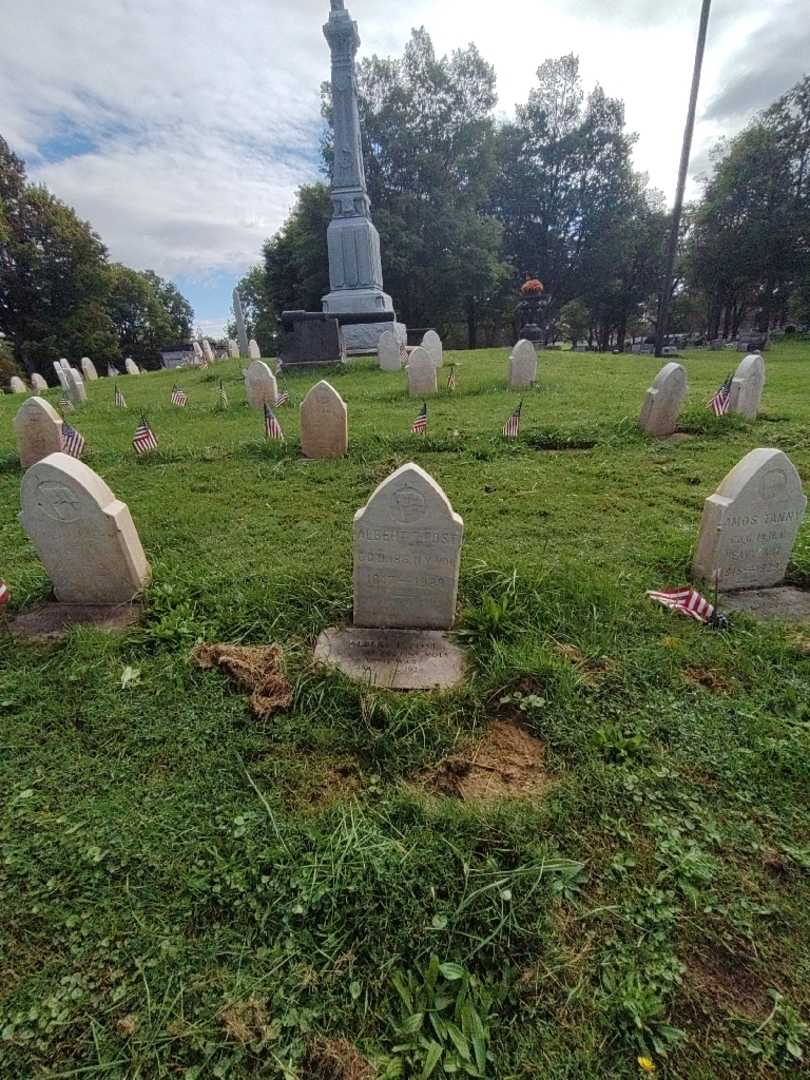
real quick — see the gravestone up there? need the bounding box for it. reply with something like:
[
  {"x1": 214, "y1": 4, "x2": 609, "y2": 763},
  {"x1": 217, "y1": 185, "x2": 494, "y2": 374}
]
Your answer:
[
  {"x1": 300, "y1": 380, "x2": 348, "y2": 459},
  {"x1": 244, "y1": 360, "x2": 278, "y2": 409},
  {"x1": 124, "y1": 358, "x2": 140, "y2": 375},
  {"x1": 692, "y1": 447, "x2": 806, "y2": 591},
  {"x1": 314, "y1": 627, "x2": 465, "y2": 690},
  {"x1": 228, "y1": 339, "x2": 239, "y2": 359},
  {"x1": 661, "y1": 346, "x2": 679, "y2": 357},
  {"x1": 233, "y1": 288, "x2": 250, "y2": 358},
  {"x1": 508, "y1": 339, "x2": 538, "y2": 390},
  {"x1": 10, "y1": 375, "x2": 27, "y2": 393},
  {"x1": 81, "y1": 357, "x2": 99, "y2": 381},
  {"x1": 31, "y1": 373, "x2": 49, "y2": 392},
  {"x1": 421, "y1": 329, "x2": 443, "y2": 368},
  {"x1": 192, "y1": 341, "x2": 204, "y2": 363},
  {"x1": 728, "y1": 353, "x2": 765, "y2": 420},
  {"x1": 14, "y1": 397, "x2": 63, "y2": 468},
  {"x1": 353, "y1": 462, "x2": 463, "y2": 629},
  {"x1": 202, "y1": 339, "x2": 215, "y2": 365},
  {"x1": 377, "y1": 329, "x2": 402, "y2": 371},
  {"x1": 639, "y1": 362, "x2": 687, "y2": 437},
  {"x1": 280, "y1": 312, "x2": 344, "y2": 368},
  {"x1": 248, "y1": 339, "x2": 261, "y2": 360},
  {"x1": 19, "y1": 452, "x2": 151, "y2": 604},
  {"x1": 407, "y1": 347, "x2": 438, "y2": 396},
  {"x1": 67, "y1": 368, "x2": 87, "y2": 405},
  {"x1": 53, "y1": 362, "x2": 70, "y2": 391}
]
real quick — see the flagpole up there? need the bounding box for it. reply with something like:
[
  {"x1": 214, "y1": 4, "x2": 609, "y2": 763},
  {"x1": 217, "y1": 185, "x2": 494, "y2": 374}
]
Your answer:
[{"x1": 654, "y1": 0, "x2": 712, "y2": 358}]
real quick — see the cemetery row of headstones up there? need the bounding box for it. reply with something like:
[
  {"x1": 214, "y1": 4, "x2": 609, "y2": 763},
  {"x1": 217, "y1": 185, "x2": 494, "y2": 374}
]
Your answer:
[{"x1": 639, "y1": 353, "x2": 765, "y2": 436}]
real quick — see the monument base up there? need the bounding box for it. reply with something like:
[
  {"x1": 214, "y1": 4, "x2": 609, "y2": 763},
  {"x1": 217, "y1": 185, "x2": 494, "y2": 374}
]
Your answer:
[
  {"x1": 315, "y1": 626, "x2": 466, "y2": 690},
  {"x1": 10, "y1": 602, "x2": 143, "y2": 642},
  {"x1": 322, "y1": 288, "x2": 405, "y2": 353}
]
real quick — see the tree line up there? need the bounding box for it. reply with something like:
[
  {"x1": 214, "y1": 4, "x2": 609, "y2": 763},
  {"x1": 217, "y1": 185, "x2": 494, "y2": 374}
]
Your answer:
[
  {"x1": 238, "y1": 33, "x2": 809, "y2": 352},
  {"x1": 0, "y1": 137, "x2": 193, "y2": 383}
]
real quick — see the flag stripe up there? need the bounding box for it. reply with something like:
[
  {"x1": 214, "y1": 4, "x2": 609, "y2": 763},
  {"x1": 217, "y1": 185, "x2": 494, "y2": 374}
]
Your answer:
[{"x1": 647, "y1": 588, "x2": 715, "y2": 624}]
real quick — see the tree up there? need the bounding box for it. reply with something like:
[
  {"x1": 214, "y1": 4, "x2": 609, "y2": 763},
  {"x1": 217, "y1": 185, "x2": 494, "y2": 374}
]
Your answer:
[
  {"x1": 559, "y1": 298, "x2": 590, "y2": 347},
  {"x1": 142, "y1": 270, "x2": 193, "y2": 340},
  {"x1": 105, "y1": 265, "x2": 191, "y2": 368},
  {"x1": 264, "y1": 184, "x2": 332, "y2": 317}
]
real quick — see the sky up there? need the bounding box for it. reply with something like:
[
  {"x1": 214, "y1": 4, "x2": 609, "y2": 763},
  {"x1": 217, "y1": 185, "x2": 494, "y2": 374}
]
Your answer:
[{"x1": 1, "y1": 0, "x2": 807, "y2": 337}]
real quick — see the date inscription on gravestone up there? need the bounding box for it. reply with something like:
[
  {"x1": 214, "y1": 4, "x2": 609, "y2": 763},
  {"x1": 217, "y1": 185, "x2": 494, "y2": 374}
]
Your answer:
[{"x1": 314, "y1": 627, "x2": 466, "y2": 689}]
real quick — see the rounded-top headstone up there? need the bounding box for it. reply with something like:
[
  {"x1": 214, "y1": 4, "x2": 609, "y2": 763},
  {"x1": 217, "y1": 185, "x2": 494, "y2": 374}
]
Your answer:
[
  {"x1": 692, "y1": 447, "x2": 806, "y2": 591},
  {"x1": 81, "y1": 357, "x2": 99, "y2": 381},
  {"x1": 244, "y1": 360, "x2": 278, "y2": 409},
  {"x1": 19, "y1": 452, "x2": 151, "y2": 604},
  {"x1": 248, "y1": 339, "x2": 261, "y2": 360},
  {"x1": 508, "y1": 339, "x2": 538, "y2": 390},
  {"x1": 14, "y1": 396, "x2": 64, "y2": 469},
  {"x1": 202, "y1": 339, "x2": 215, "y2": 364},
  {"x1": 639, "y1": 361, "x2": 687, "y2": 437},
  {"x1": 31, "y1": 373, "x2": 49, "y2": 392},
  {"x1": 353, "y1": 462, "x2": 463, "y2": 630},
  {"x1": 300, "y1": 380, "x2": 348, "y2": 459},
  {"x1": 228, "y1": 339, "x2": 239, "y2": 359},
  {"x1": 421, "y1": 329, "x2": 443, "y2": 368},
  {"x1": 53, "y1": 362, "x2": 70, "y2": 391},
  {"x1": 9, "y1": 375, "x2": 28, "y2": 394},
  {"x1": 406, "y1": 346, "x2": 438, "y2": 397},
  {"x1": 68, "y1": 368, "x2": 87, "y2": 405},
  {"x1": 377, "y1": 330, "x2": 402, "y2": 372},
  {"x1": 124, "y1": 357, "x2": 140, "y2": 376},
  {"x1": 728, "y1": 353, "x2": 765, "y2": 420}
]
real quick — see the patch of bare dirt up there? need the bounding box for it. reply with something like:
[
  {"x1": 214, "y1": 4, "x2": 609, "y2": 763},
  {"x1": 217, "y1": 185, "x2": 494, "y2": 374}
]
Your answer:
[
  {"x1": 553, "y1": 641, "x2": 616, "y2": 686},
  {"x1": 219, "y1": 998, "x2": 273, "y2": 1045},
  {"x1": 418, "y1": 719, "x2": 550, "y2": 802},
  {"x1": 683, "y1": 666, "x2": 735, "y2": 694},
  {"x1": 686, "y1": 951, "x2": 769, "y2": 1022},
  {"x1": 304, "y1": 1038, "x2": 376, "y2": 1080},
  {"x1": 193, "y1": 643, "x2": 292, "y2": 719}
]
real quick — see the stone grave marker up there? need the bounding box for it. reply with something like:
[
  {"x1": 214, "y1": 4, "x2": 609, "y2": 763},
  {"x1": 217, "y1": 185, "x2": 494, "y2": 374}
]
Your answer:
[
  {"x1": 315, "y1": 627, "x2": 465, "y2": 691},
  {"x1": 300, "y1": 380, "x2": 348, "y2": 459},
  {"x1": 248, "y1": 339, "x2": 261, "y2": 360},
  {"x1": 692, "y1": 447, "x2": 806, "y2": 591},
  {"x1": 407, "y1": 347, "x2": 438, "y2": 396},
  {"x1": 202, "y1": 339, "x2": 215, "y2": 365},
  {"x1": 421, "y1": 329, "x2": 443, "y2": 368},
  {"x1": 53, "y1": 362, "x2": 70, "y2": 391},
  {"x1": 377, "y1": 329, "x2": 402, "y2": 371},
  {"x1": 228, "y1": 339, "x2": 239, "y2": 359},
  {"x1": 14, "y1": 397, "x2": 64, "y2": 469},
  {"x1": 244, "y1": 360, "x2": 278, "y2": 409},
  {"x1": 192, "y1": 341, "x2": 204, "y2": 363},
  {"x1": 67, "y1": 368, "x2": 87, "y2": 405},
  {"x1": 31, "y1": 373, "x2": 49, "y2": 392},
  {"x1": 10, "y1": 375, "x2": 27, "y2": 393},
  {"x1": 19, "y1": 451, "x2": 151, "y2": 604},
  {"x1": 81, "y1": 357, "x2": 99, "y2": 381},
  {"x1": 639, "y1": 361, "x2": 687, "y2": 437},
  {"x1": 508, "y1": 339, "x2": 538, "y2": 390},
  {"x1": 728, "y1": 353, "x2": 765, "y2": 420},
  {"x1": 124, "y1": 358, "x2": 140, "y2": 375}
]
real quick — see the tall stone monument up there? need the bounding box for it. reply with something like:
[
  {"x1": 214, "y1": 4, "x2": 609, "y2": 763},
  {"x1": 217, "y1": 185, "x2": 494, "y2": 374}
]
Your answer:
[
  {"x1": 233, "y1": 289, "x2": 249, "y2": 359},
  {"x1": 321, "y1": 0, "x2": 403, "y2": 353}
]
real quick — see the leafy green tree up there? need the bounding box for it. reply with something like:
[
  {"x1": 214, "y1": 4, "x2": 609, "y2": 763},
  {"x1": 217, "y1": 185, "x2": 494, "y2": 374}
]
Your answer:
[
  {"x1": 105, "y1": 265, "x2": 191, "y2": 368},
  {"x1": 142, "y1": 270, "x2": 194, "y2": 340},
  {"x1": 559, "y1": 298, "x2": 591, "y2": 347},
  {"x1": 264, "y1": 184, "x2": 332, "y2": 317}
]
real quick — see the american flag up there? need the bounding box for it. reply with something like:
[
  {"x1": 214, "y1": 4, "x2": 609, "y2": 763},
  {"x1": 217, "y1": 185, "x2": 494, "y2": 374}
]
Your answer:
[
  {"x1": 708, "y1": 374, "x2": 733, "y2": 416},
  {"x1": 647, "y1": 587, "x2": 715, "y2": 624},
  {"x1": 58, "y1": 396, "x2": 74, "y2": 413},
  {"x1": 133, "y1": 416, "x2": 158, "y2": 455},
  {"x1": 400, "y1": 341, "x2": 409, "y2": 364},
  {"x1": 108, "y1": 365, "x2": 120, "y2": 377},
  {"x1": 411, "y1": 401, "x2": 428, "y2": 434},
  {"x1": 0, "y1": 579, "x2": 9, "y2": 608},
  {"x1": 446, "y1": 365, "x2": 457, "y2": 391},
  {"x1": 114, "y1": 384, "x2": 127, "y2": 408},
  {"x1": 503, "y1": 400, "x2": 522, "y2": 438},
  {"x1": 171, "y1": 385, "x2": 188, "y2": 407},
  {"x1": 61, "y1": 421, "x2": 86, "y2": 459},
  {"x1": 218, "y1": 380, "x2": 228, "y2": 409},
  {"x1": 264, "y1": 403, "x2": 284, "y2": 441},
  {"x1": 275, "y1": 389, "x2": 289, "y2": 407}
]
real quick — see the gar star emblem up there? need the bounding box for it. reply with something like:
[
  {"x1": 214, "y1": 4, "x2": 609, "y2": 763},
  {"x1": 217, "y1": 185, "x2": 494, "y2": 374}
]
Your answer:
[
  {"x1": 394, "y1": 482, "x2": 425, "y2": 523},
  {"x1": 36, "y1": 482, "x2": 81, "y2": 522}
]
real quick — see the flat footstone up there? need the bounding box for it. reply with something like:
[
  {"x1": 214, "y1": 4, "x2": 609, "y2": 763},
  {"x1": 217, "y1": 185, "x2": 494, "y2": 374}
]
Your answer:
[
  {"x1": 721, "y1": 587, "x2": 810, "y2": 623},
  {"x1": 10, "y1": 602, "x2": 143, "y2": 641},
  {"x1": 315, "y1": 626, "x2": 466, "y2": 689}
]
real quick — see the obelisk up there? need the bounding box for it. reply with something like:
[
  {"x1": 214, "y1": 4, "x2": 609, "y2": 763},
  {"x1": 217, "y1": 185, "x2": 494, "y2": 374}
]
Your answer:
[
  {"x1": 321, "y1": 0, "x2": 403, "y2": 353},
  {"x1": 233, "y1": 289, "x2": 249, "y2": 359}
]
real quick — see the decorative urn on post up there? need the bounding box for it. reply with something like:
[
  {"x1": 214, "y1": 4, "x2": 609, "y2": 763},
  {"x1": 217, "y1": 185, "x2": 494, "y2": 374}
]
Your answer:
[{"x1": 515, "y1": 274, "x2": 549, "y2": 347}]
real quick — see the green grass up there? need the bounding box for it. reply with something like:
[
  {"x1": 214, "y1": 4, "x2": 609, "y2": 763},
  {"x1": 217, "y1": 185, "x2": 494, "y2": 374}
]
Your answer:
[{"x1": 1, "y1": 344, "x2": 809, "y2": 1078}]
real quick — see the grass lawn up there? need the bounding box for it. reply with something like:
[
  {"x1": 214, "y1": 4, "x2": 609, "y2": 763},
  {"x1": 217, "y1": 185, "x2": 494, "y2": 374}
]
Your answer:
[{"x1": 1, "y1": 343, "x2": 809, "y2": 1078}]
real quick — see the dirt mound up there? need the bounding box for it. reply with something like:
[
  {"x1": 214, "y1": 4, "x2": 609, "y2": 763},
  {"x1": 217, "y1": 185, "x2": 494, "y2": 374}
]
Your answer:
[
  {"x1": 686, "y1": 951, "x2": 768, "y2": 1021},
  {"x1": 193, "y1": 643, "x2": 292, "y2": 719},
  {"x1": 304, "y1": 1038, "x2": 376, "y2": 1079},
  {"x1": 419, "y1": 719, "x2": 550, "y2": 801}
]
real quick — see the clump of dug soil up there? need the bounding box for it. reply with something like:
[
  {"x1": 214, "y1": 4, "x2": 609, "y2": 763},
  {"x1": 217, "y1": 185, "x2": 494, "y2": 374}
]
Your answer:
[
  {"x1": 304, "y1": 1037, "x2": 376, "y2": 1079},
  {"x1": 193, "y1": 643, "x2": 293, "y2": 719}
]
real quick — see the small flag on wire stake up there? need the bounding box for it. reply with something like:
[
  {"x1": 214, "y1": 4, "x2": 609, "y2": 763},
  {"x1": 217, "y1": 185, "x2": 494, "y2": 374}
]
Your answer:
[
  {"x1": 708, "y1": 374, "x2": 733, "y2": 416},
  {"x1": 61, "y1": 421, "x2": 86, "y2": 459},
  {"x1": 446, "y1": 364, "x2": 457, "y2": 391},
  {"x1": 503, "y1": 400, "x2": 522, "y2": 438},
  {"x1": 171, "y1": 385, "x2": 188, "y2": 407},
  {"x1": 411, "y1": 401, "x2": 428, "y2": 435},
  {"x1": 264, "y1": 403, "x2": 284, "y2": 441},
  {"x1": 217, "y1": 380, "x2": 228, "y2": 409},
  {"x1": 58, "y1": 396, "x2": 74, "y2": 413},
  {"x1": 133, "y1": 415, "x2": 158, "y2": 456},
  {"x1": 0, "y1": 579, "x2": 10, "y2": 608},
  {"x1": 400, "y1": 340, "x2": 409, "y2": 365},
  {"x1": 114, "y1": 384, "x2": 127, "y2": 408},
  {"x1": 275, "y1": 389, "x2": 289, "y2": 407},
  {"x1": 646, "y1": 586, "x2": 726, "y2": 627}
]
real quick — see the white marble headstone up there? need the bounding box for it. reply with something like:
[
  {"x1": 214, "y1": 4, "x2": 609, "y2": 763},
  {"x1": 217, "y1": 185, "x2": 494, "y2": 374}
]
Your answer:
[
  {"x1": 19, "y1": 452, "x2": 151, "y2": 604},
  {"x1": 192, "y1": 341, "x2": 204, "y2": 363},
  {"x1": 639, "y1": 362, "x2": 687, "y2": 436},
  {"x1": 407, "y1": 347, "x2": 438, "y2": 396},
  {"x1": 30, "y1": 373, "x2": 49, "y2": 392},
  {"x1": 124, "y1": 358, "x2": 140, "y2": 376},
  {"x1": 248, "y1": 339, "x2": 261, "y2": 360},
  {"x1": 9, "y1": 375, "x2": 27, "y2": 393},
  {"x1": 202, "y1": 339, "x2": 215, "y2": 365},
  {"x1": 421, "y1": 330, "x2": 443, "y2": 369},
  {"x1": 68, "y1": 368, "x2": 87, "y2": 405},
  {"x1": 14, "y1": 397, "x2": 63, "y2": 469},
  {"x1": 53, "y1": 362, "x2": 70, "y2": 391},
  {"x1": 728, "y1": 353, "x2": 765, "y2": 420},
  {"x1": 81, "y1": 357, "x2": 99, "y2": 381},
  {"x1": 377, "y1": 330, "x2": 402, "y2": 372},
  {"x1": 508, "y1": 340, "x2": 538, "y2": 390},
  {"x1": 244, "y1": 360, "x2": 278, "y2": 409},
  {"x1": 353, "y1": 462, "x2": 463, "y2": 630},
  {"x1": 228, "y1": 339, "x2": 239, "y2": 359},
  {"x1": 300, "y1": 380, "x2": 348, "y2": 459},
  {"x1": 692, "y1": 447, "x2": 806, "y2": 591}
]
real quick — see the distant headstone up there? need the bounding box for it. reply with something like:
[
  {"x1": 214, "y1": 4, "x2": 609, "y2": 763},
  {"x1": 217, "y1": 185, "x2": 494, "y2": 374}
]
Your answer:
[
  {"x1": 53, "y1": 362, "x2": 70, "y2": 391},
  {"x1": 67, "y1": 368, "x2": 87, "y2": 405},
  {"x1": 421, "y1": 330, "x2": 443, "y2": 368},
  {"x1": 710, "y1": 339, "x2": 723, "y2": 351},
  {"x1": 573, "y1": 344, "x2": 590, "y2": 353},
  {"x1": 508, "y1": 339, "x2": 538, "y2": 390},
  {"x1": 280, "y1": 313, "x2": 344, "y2": 368},
  {"x1": 81, "y1": 357, "x2": 99, "y2": 381},
  {"x1": 248, "y1": 339, "x2": 261, "y2": 360},
  {"x1": 9, "y1": 375, "x2": 27, "y2": 393},
  {"x1": 31, "y1": 373, "x2": 48, "y2": 392},
  {"x1": 233, "y1": 288, "x2": 250, "y2": 358},
  {"x1": 377, "y1": 329, "x2": 402, "y2": 371},
  {"x1": 228, "y1": 339, "x2": 239, "y2": 359},
  {"x1": 406, "y1": 347, "x2": 438, "y2": 396},
  {"x1": 19, "y1": 452, "x2": 151, "y2": 604},
  {"x1": 661, "y1": 346, "x2": 679, "y2": 357},
  {"x1": 353, "y1": 462, "x2": 463, "y2": 630},
  {"x1": 124, "y1": 358, "x2": 140, "y2": 375},
  {"x1": 300, "y1": 380, "x2": 348, "y2": 459},
  {"x1": 244, "y1": 360, "x2": 278, "y2": 409},
  {"x1": 728, "y1": 353, "x2": 765, "y2": 420},
  {"x1": 692, "y1": 447, "x2": 806, "y2": 591},
  {"x1": 192, "y1": 341, "x2": 204, "y2": 363},
  {"x1": 639, "y1": 362, "x2": 687, "y2": 437},
  {"x1": 14, "y1": 397, "x2": 63, "y2": 469},
  {"x1": 202, "y1": 339, "x2": 215, "y2": 365}
]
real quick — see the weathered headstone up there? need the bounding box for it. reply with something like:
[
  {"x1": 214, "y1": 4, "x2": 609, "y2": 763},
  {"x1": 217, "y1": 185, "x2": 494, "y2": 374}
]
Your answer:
[
  {"x1": 81, "y1": 357, "x2": 99, "y2": 381},
  {"x1": 228, "y1": 339, "x2": 240, "y2": 359},
  {"x1": 14, "y1": 397, "x2": 63, "y2": 468},
  {"x1": 9, "y1": 375, "x2": 27, "y2": 393},
  {"x1": 728, "y1": 353, "x2": 765, "y2": 420},
  {"x1": 300, "y1": 381, "x2": 348, "y2": 459},
  {"x1": 192, "y1": 341, "x2": 204, "y2": 364},
  {"x1": 67, "y1": 368, "x2": 87, "y2": 405},
  {"x1": 508, "y1": 339, "x2": 538, "y2": 390},
  {"x1": 31, "y1": 373, "x2": 49, "y2": 392},
  {"x1": 233, "y1": 288, "x2": 250, "y2": 358},
  {"x1": 639, "y1": 362, "x2": 688, "y2": 437},
  {"x1": 407, "y1": 347, "x2": 438, "y2": 396},
  {"x1": 314, "y1": 627, "x2": 466, "y2": 690},
  {"x1": 19, "y1": 452, "x2": 151, "y2": 604},
  {"x1": 421, "y1": 329, "x2": 443, "y2": 368},
  {"x1": 280, "y1": 313, "x2": 344, "y2": 368},
  {"x1": 377, "y1": 329, "x2": 402, "y2": 371},
  {"x1": 202, "y1": 339, "x2": 215, "y2": 365},
  {"x1": 124, "y1": 358, "x2": 140, "y2": 376},
  {"x1": 353, "y1": 462, "x2": 463, "y2": 629},
  {"x1": 244, "y1": 360, "x2": 278, "y2": 409},
  {"x1": 248, "y1": 339, "x2": 261, "y2": 360},
  {"x1": 53, "y1": 362, "x2": 70, "y2": 391},
  {"x1": 692, "y1": 447, "x2": 806, "y2": 591}
]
